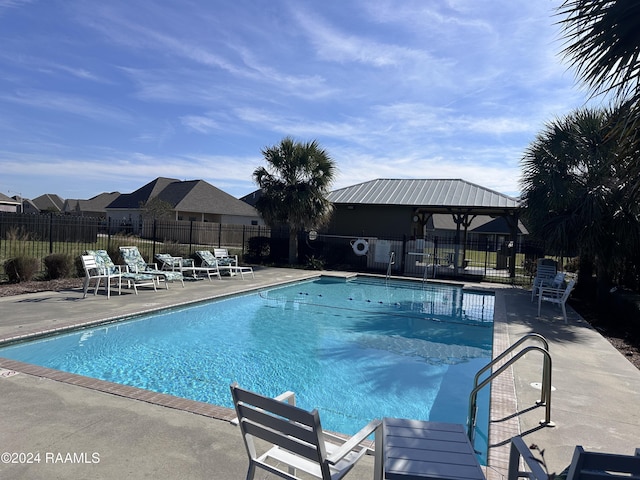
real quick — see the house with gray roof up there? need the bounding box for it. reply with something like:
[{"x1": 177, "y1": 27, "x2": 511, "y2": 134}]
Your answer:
[
  {"x1": 31, "y1": 193, "x2": 65, "y2": 213},
  {"x1": 0, "y1": 192, "x2": 21, "y2": 213},
  {"x1": 106, "y1": 177, "x2": 262, "y2": 233},
  {"x1": 63, "y1": 192, "x2": 121, "y2": 218}
]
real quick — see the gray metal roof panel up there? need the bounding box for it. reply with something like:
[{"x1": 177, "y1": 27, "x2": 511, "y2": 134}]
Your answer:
[{"x1": 328, "y1": 179, "x2": 518, "y2": 209}]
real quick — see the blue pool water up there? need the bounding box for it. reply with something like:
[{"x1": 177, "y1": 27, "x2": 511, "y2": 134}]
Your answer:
[{"x1": 0, "y1": 277, "x2": 493, "y2": 459}]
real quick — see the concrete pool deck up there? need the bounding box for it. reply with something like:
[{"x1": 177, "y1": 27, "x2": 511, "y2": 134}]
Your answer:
[{"x1": 1, "y1": 267, "x2": 639, "y2": 479}]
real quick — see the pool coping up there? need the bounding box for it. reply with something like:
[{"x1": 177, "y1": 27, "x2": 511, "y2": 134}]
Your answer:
[{"x1": 0, "y1": 273, "x2": 513, "y2": 478}]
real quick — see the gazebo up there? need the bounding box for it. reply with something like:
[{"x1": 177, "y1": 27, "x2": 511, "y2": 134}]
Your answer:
[{"x1": 326, "y1": 178, "x2": 521, "y2": 277}]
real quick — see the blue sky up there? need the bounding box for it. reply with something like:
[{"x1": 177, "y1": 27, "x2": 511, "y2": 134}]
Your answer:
[{"x1": 1, "y1": 0, "x2": 596, "y2": 201}]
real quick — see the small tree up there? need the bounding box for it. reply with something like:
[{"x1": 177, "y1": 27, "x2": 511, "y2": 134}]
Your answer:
[
  {"x1": 253, "y1": 137, "x2": 336, "y2": 264},
  {"x1": 140, "y1": 197, "x2": 174, "y2": 221}
]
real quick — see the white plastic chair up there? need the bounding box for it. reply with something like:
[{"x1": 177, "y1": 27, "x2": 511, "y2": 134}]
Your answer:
[
  {"x1": 530, "y1": 260, "x2": 558, "y2": 301},
  {"x1": 532, "y1": 272, "x2": 566, "y2": 301},
  {"x1": 230, "y1": 383, "x2": 382, "y2": 480},
  {"x1": 537, "y1": 278, "x2": 576, "y2": 323},
  {"x1": 81, "y1": 254, "x2": 122, "y2": 299}
]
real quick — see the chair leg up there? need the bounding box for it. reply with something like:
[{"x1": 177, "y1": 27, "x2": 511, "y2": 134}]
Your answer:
[
  {"x1": 246, "y1": 464, "x2": 256, "y2": 480},
  {"x1": 537, "y1": 295, "x2": 542, "y2": 317},
  {"x1": 83, "y1": 278, "x2": 90, "y2": 298},
  {"x1": 562, "y1": 303, "x2": 567, "y2": 324}
]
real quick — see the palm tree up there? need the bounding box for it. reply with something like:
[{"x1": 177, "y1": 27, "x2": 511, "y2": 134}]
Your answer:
[
  {"x1": 558, "y1": 1, "x2": 640, "y2": 197},
  {"x1": 520, "y1": 105, "x2": 640, "y2": 299},
  {"x1": 253, "y1": 137, "x2": 336, "y2": 264},
  {"x1": 558, "y1": 1, "x2": 640, "y2": 107}
]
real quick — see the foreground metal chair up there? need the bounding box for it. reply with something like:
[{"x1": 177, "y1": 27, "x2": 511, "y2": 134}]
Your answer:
[
  {"x1": 508, "y1": 436, "x2": 640, "y2": 480},
  {"x1": 230, "y1": 383, "x2": 381, "y2": 480}
]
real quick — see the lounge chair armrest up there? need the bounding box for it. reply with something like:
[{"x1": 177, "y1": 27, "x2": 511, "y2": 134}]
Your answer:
[{"x1": 326, "y1": 419, "x2": 382, "y2": 465}]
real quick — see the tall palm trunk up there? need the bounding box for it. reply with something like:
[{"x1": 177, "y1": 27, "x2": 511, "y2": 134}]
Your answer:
[{"x1": 288, "y1": 229, "x2": 298, "y2": 265}]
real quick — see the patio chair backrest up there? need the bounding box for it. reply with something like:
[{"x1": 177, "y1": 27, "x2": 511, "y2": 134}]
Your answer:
[
  {"x1": 85, "y1": 250, "x2": 118, "y2": 275},
  {"x1": 230, "y1": 383, "x2": 332, "y2": 479},
  {"x1": 81, "y1": 254, "x2": 100, "y2": 276},
  {"x1": 196, "y1": 250, "x2": 218, "y2": 267},
  {"x1": 120, "y1": 246, "x2": 149, "y2": 272}
]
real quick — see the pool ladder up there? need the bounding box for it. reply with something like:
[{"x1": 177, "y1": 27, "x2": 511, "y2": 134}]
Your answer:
[
  {"x1": 385, "y1": 251, "x2": 395, "y2": 280},
  {"x1": 466, "y1": 333, "x2": 553, "y2": 445}
]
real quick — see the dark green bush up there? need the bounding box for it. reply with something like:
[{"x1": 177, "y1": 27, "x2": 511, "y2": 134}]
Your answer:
[
  {"x1": 75, "y1": 255, "x2": 85, "y2": 278},
  {"x1": 4, "y1": 256, "x2": 40, "y2": 283},
  {"x1": 246, "y1": 236, "x2": 271, "y2": 262},
  {"x1": 44, "y1": 253, "x2": 74, "y2": 279},
  {"x1": 305, "y1": 255, "x2": 325, "y2": 270}
]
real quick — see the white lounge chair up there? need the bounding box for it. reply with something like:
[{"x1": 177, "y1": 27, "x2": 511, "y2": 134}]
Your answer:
[
  {"x1": 230, "y1": 383, "x2": 381, "y2": 480},
  {"x1": 119, "y1": 246, "x2": 184, "y2": 288},
  {"x1": 537, "y1": 278, "x2": 576, "y2": 323},
  {"x1": 154, "y1": 253, "x2": 221, "y2": 281},
  {"x1": 83, "y1": 250, "x2": 157, "y2": 297},
  {"x1": 81, "y1": 254, "x2": 122, "y2": 299},
  {"x1": 197, "y1": 250, "x2": 254, "y2": 279}
]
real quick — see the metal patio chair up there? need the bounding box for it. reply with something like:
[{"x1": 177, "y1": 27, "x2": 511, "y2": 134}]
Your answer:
[{"x1": 230, "y1": 383, "x2": 382, "y2": 480}]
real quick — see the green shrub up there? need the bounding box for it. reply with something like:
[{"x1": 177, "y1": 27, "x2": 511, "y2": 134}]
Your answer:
[
  {"x1": 75, "y1": 255, "x2": 85, "y2": 278},
  {"x1": 4, "y1": 256, "x2": 40, "y2": 283},
  {"x1": 564, "y1": 257, "x2": 579, "y2": 273},
  {"x1": 158, "y1": 241, "x2": 185, "y2": 257},
  {"x1": 246, "y1": 236, "x2": 271, "y2": 262},
  {"x1": 305, "y1": 255, "x2": 325, "y2": 270},
  {"x1": 44, "y1": 253, "x2": 74, "y2": 279}
]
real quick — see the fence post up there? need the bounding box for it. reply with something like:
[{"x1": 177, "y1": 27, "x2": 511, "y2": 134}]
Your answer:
[
  {"x1": 218, "y1": 223, "x2": 222, "y2": 247},
  {"x1": 401, "y1": 234, "x2": 407, "y2": 275},
  {"x1": 49, "y1": 212, "x2": 54, "y2": 254},
  {"x1": 242, "y1": 225, "x2": 246, "y2": 257},
  {"x1": 433, "y1": 236, "x2": 438, "y2": 278},
  {"x1": 152, "y1": 219, "x2": 157, "y2": 258},
  {"x1": 189, "y1": 220, "x2": 194, "y2": 255}
]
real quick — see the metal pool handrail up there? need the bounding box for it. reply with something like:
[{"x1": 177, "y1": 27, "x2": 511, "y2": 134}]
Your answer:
[
  {"x1": 467, "y1": 333, "x2": 553, "y2": 444},
  {"x1": 385, "y1": 251, "x2": 395, "y2": 280}
]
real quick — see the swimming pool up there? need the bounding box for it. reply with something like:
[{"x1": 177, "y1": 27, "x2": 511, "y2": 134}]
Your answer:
[{"x1": 0, "y1": 277, "x2": 493, "y2": 457}]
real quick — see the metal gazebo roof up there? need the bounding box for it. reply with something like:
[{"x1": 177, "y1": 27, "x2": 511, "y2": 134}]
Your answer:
[{"x1": 328, "y1": 178, "x2": 519, "y2": 215}]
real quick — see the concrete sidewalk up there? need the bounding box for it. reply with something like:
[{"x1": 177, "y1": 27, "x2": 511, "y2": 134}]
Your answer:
[
  {"x1": 494, "y1": 288, "x2": 640, "y2": 477},
  {"x1": 1, "y1": 269, "x2": 639, "y2": 479}
]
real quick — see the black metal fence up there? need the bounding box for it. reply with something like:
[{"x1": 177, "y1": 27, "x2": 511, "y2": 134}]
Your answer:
[
  {"x1": 1, "y1": 212, "x2": 544, "y2": 285},
  {"x1": 300, "y1": 232, "x2": 544, "y2": 286},
  {"x1": 0, "y1": 213, "x2": 281, "y2": 279}
]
